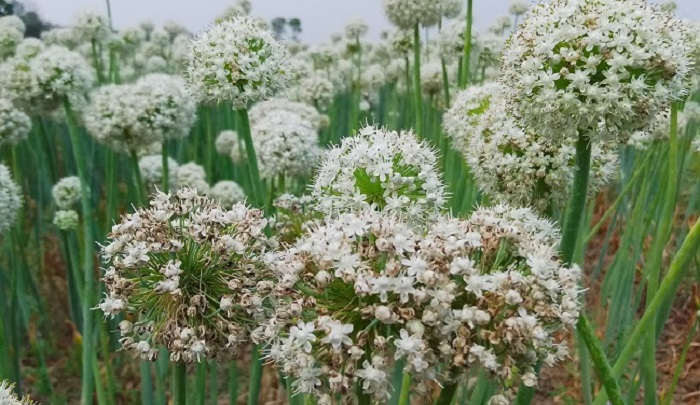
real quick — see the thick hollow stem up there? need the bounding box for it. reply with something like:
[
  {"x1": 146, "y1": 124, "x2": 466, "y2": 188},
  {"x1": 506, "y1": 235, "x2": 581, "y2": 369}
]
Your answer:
[
  {"x1": 237, "y1": 109, "x2": 265, "y2": 210},
  {"x1": 64, "y1": 99, "x2": 96, "y2": 405},
  {"x1": 412, "y1": 23, "x2": 423, "y2": 136},
  {"x1": 642, "y1": 103, "x2": 678, "y2": 405},
  {"x1": 460, "y1": 0, "x2": 473, "y2": 88},
  {"x1": 247, "y1": 344, "x2": 263, "y2": 405},
  {"x1": 172, "y1": 362, "x2": 187, "y2": 405},
  {"x1": 397, "y1": 372, "x2": 412, "y2": 405},
  {"x1": 161, "y1": 140, "x2": 169, "y2": 193}
]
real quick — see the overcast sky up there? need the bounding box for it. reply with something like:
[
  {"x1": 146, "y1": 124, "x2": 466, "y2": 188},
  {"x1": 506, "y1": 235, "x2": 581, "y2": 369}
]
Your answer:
[{"x1": 27, "y1": 0, "x2": 700, "y2": 44}]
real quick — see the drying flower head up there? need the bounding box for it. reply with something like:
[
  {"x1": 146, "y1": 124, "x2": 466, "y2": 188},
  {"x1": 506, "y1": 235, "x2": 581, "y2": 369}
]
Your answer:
[
  {"x1": 185, "y1": 16, "x2": 293, "y2": 109},
  {"x1": 500, "y1": 0, "x2": 693, "y2": 143},
  {"x1": 0, "y1": 380, "x2": 36, "y2": 405},
  {"x1": 312, "y1": 125, "x2": 446, "y2": 222},
  {"x1": 99, "y1": 188, "x2": 274, "y2": 363}
]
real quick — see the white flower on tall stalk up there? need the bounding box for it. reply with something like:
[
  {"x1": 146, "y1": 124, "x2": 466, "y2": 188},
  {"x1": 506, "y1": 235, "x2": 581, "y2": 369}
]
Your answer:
[
  {"x1": 344, "y1": 18, "x2": 368, "y2": 41},
  {"x1": 99, "y1": 188, "x2": 274, "y2": 363},
  {"x1": 383, "y1": 0, "x2": 441, "y2": 30},
  {"x1": 313, "y1": 125, "x2": 446, "y2": 222},
  {"x1": 466, "y1": 91, "x2": 619, "y2": 211},
  {"x1": 500, "y1": 0, "x2": 693, "y2": 143},
  {"x1": 248, "y1": 98, "x2": 328, "y2": 131},
  {"x1": 132, "y1": 73, "x2": 197, "y2": 141},
  {"x1": 83, "y1": 74, "x2": 195, "y2": 153},
  {"x1": 28, "y1": 45, "x2": 94, "y2": 111},
  {"x1": 250, "y1": 110, "x2": 322, "y2": 179},
  {"x1": 52, "y1": 176, "x2": 82, "y2": 209},
  {"x1": 0, "y1": 98, "x2": 31, "y2": 146},
  {"x1": 53, "y1": 209, "x2": 80, "y2": 231},
  {"x1": 509, "y1": 0, "x2": 529, "y2": 16},
  {"x1": 0, "y1": 380, "x2": 36, "y2": 405},
  {"x1": 72, "y1": 10, "x2": 111, "y2": 43},
  {"x1": 176, "y1": 162, "x2": 210, "y2": 194},
  {"x1": 420, "y1": 62, "x2": 445, "y2": 98},
  {"x1": 440, "y1": 0, "x2": 462, "y2": 19},
  {"x1": 215, "y1": 130, "x2": 239, "y2": 156},
  {"x1": 138, "y1": 154, "x2": 179, "y2": 191},
  {"x1": 185, "y1": 16, "x2": 293, "y2": 109},
  {"x1": 41, "y1": 28, "x2": 78, "y2": 49},
  {"x1": 296, "y1": 73, "x2": 335, "y2": 110},
  {"x1": 209, "y1": 180, "x2": 246, "y2": 208},
  {"x1": 0, "y1": 163, "x2": 21, "y2": 237}
]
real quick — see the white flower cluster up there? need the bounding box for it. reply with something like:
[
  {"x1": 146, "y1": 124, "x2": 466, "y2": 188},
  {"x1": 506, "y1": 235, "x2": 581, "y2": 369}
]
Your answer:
[
  {"x1": 443, "y1": 83, "x2": 502, "y2": 153},
  {"x1": 177, "y1": 162, "x2": 210, "y2": 194},
  {"x1": 297, "y1": 73, "x2": 335, "y2": 110},
  {"x1": 466, "y1": 92, "x2": 619, "y2": 210},
  {"x1": 99, "y1": 188, "x2": 274, "y2": 363},
  {"x1": 83, "y1": 74, "x2": 196, "y2": 152},
  {"x1": 440, "y1": 0, "x2": 462, "y2": 19},
  {"x1": 500, "y1": 0, "x2": 693, "y2": 143},
  {"x1": 215, "y1": 130, "x2": 240, "y2": 156},
  {"x1": 383, "y1": 0, "x2": 441, "y2": 30},
  {"x1": 509, "y1": 0, "x2": 529, "y2": 16},
  {"x1": 261, "y1": 204, "x2": 579, "y2": 401},
  {"x1": 420, "y1": 62, "x2": 445, "y2": 98},
  {"x1": 53, "y1": 209, "x2": 80, "y2": 231},
  {"x1": 0, "y1": 97, "x2": 31, "y2": 146},
  {"x1": 248, "y1": 98, "x2": 328, "y2": 131},
  {"x1": 345, "y1": 19, "x2": 368, "y2": 40},
  {"x1": 627, "y1": 102, "x2": 700, "y2": 149},
  {"x1": 0, "y1": 163, "x2": 21, "y2": 237},
  {"x1": 0, "y1": 380, "x2": 36, "y2": 405},
  {"x1": 185, "y1": 16, "x2": 293, "y2": 109},
  {"x1": 250, "y1": 110, "x2": 322, "y2": 179},
  {"x1": 52, "y1": 176, "x2": 82, "y2": 209},
  {"x1": 0, "y1": 15, "x2": 25, "y2": 34},
  {"x1": 131, "y1": 74, "x2": 197, "y2": 141},
  {"x1": 313, "y1": 126, "x2": 446, "y2": 222},
  {"x1": 0, "y1": 22, "x2": 23, "y2": 59},
  {"x1": 72, "y1": 10, "x2": 111, "y2": 43},
  {"x1": 138, "y1": 154, "x2": 179, "y2": 191},
  {"x1": 29, "y1": 46, "x2": 94, "y2": 109},
  {"x1": 15, "y1": 38, "x2": 45, "y2": 59},
  {"x1": 209, "y1": 180, "x2": 247, "y2": 208}
]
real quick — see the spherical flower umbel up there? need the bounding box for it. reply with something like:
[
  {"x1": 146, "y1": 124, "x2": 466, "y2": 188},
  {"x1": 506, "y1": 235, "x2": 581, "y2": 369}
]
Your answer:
[
  {"x1": 209, "y1": 180, "x2": 247, "y2": 208},
  {"x1": 0, "y1": 25, "x2": 23, "y2": 58},
  {"x1": 215, "y1": 130, "x2": 239, "y2": 156},
  {"x1": 443, "y1": 82, "x2": 502, "y2": 153},
  {"x1": 263, "y1": 204, "x2": 579, "y2": 401},
  {"x1": 138, "y1": 154, "x2": 180, "y2": 191},
  {"x1": 72, "y1": 10, "x2": 111, "y2": 43},
  {"x1": 29, "y1": 46, "x2": 94, "y2": 111},
  {"x1": 185, "y1": 16, "x2": 293, "y2": 109},
  {"x1": 313, "y1": 125, "x2": 446, "y2": 222},
  {"x1": 52, "y1": 176, "x2": 82, "y2": 209},
  {"x1": 0, "y1": 97, "x2": 31, "y2": 146},
  {"x1": 0, "y1": 163, "x2": 21, "y2": 237},
  {"x1": 177, "y1": 162, "x2": 210, "y2": 194},
  {"x1": 99, "y1": 188, "x2": 275, "y2": 363},
  {"x1": 248, "y1": 98, "x2": 327, "y2": 131},
  {"x1": 250, "y1": 110, "x2": 322, "y2": 179},
  {"x1": 500, "y1": 0, "x2": 693, "y2": 143},
  {"x1": 132, "y1": 73, "x2": 197, "y2": 141},
  {"x1": 466, "y1": 93, "x2": 619, "y2": 211},
  {"x1": 383, "y1": 0, "x2": 441, "y2": 30},
  {"x1": 53, "y1": 209, "x2": 80, "y2": 231}
]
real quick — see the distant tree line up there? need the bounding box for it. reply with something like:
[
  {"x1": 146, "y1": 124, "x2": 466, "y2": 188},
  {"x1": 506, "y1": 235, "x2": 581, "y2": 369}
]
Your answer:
[
  {"x1": 0, "y1": 0, "x2": 54, "y2": 38},
  {"x1": 271, "y1": 17, "x2": 302, "y2": 42}
]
